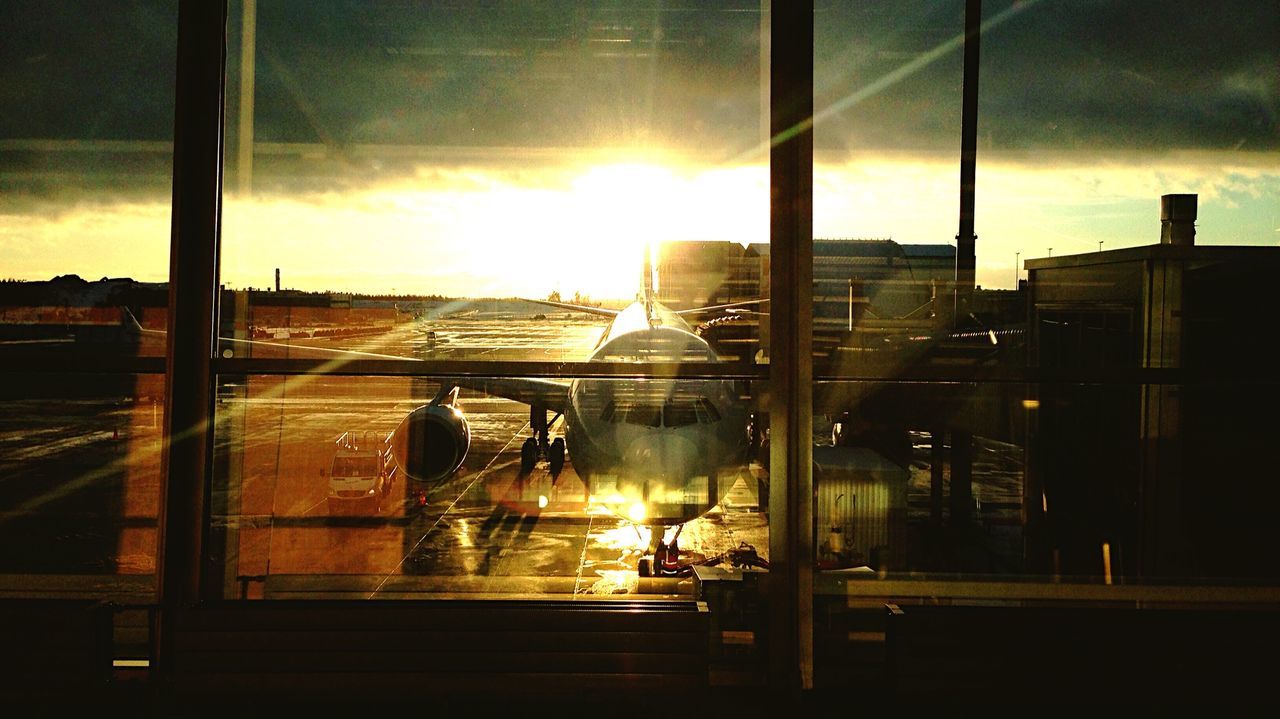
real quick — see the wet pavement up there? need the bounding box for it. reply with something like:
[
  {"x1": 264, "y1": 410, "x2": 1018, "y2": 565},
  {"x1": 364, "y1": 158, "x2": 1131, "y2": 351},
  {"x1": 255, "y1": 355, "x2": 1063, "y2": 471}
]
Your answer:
[
  {"x1": 1, "y1": 310, "x2": 1026, "y2": 597},
  {"x1": 0, "y1": 312, "x2": 772, "y2": 598},
  {"x1": 211, "y1": 374, "x2": 768, "y2": 599}
]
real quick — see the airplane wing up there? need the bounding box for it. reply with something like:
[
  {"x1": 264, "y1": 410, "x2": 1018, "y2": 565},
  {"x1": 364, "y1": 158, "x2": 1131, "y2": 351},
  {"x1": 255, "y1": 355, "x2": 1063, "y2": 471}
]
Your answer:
[
  {"x1": 123, "y1": 307, "x2": 416, "y2": 361},
  {"x1": 451, "y1": 376, "x2": 571, "y2": 415},
  {"x1": 122, "y1": 307, "x2": 572, "y2": 411},
  {"x1": 219, "y1": 335, "x2": 417, "y2": 361},
  {"x1": 525, "y1": 298, "x2": 620, "y2": 318},
  {"x1": 674, "y1": 298, "x2": 770, "y2": 316}
]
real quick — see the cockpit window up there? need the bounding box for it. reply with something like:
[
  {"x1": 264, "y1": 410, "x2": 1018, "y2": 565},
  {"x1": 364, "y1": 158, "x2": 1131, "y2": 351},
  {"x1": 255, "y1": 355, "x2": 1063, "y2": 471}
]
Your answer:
[
  {"x1": 696, "y1": 397, "x2": 721, "y2": 423},
  {"x1": 621, "y1": 404, "x2": 663, "y2": 428},
  {"x1": 599, "y1": 398, "x2": 720, "y2": 427},
  {"x1": 662, "y1": 400, "x2": 699, "y2": 428},
  {"x1": 331, "y1": 456, "x2": 379, "y2": 476}
]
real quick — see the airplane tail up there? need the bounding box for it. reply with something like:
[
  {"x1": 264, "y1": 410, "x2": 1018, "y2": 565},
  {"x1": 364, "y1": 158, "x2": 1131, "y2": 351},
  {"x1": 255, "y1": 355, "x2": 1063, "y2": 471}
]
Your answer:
[
  {"x1": 641, "y1": 243, "x2": 655, "y2": 304},
  {"x1": 121, "y1": 306, "x2": 161, "y2": 335},
  {"x1": 430, "y1": 383, "x2": 461, "y2": 407}
]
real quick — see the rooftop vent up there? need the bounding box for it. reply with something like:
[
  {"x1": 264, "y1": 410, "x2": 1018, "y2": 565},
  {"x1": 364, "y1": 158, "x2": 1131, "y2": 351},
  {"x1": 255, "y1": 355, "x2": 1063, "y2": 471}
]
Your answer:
[{"x1": 1160, "y1": 194, "x2": 1197, "y2": 246}]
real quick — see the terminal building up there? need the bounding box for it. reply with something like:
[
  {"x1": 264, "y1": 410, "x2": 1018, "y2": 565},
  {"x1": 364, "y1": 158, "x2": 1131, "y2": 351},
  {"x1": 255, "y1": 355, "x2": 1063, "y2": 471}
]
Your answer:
[
  {"x1": 1026, "y1": 195, "x2": 1280, "y2": 581},
  {"x1": 658, "y1": 238, "x2": 958, "y2": 362}
]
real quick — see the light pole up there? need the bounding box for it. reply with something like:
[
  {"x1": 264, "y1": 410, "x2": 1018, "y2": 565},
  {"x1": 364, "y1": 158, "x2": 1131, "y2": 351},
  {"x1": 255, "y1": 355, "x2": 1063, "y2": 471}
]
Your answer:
[
  {"x1": 1014, "y1": 251, "x2": 1020, "y2": 287},
  {"x1": 1098, "y1": 241, "x2": 1103, "y2": 253},
  {"x1": 1048, "y1": 247, "x2": 1053, "y2": 257}
]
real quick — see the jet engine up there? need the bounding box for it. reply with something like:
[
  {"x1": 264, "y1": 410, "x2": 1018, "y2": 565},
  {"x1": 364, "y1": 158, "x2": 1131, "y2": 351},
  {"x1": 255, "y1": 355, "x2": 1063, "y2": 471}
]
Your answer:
[{"x1": 388, "y1": 403, "x2": 471, "y2": 487}]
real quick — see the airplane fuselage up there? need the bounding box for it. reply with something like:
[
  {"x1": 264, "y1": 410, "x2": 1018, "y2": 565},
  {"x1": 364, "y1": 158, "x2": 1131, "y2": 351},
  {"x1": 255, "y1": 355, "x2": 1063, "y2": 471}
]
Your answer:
[{"x1": 562, "y1": 300, "x2": 750, "y2": 524}]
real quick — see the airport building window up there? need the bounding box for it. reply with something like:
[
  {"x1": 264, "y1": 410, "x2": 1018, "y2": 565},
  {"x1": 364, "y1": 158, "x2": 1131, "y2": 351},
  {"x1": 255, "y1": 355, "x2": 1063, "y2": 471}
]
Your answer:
[
  {"x1": 807, "y1": 0, "x2": 1280, "y2": 690},
  {"x1": 207, "y1": 0, "x2": 772, "y2": 603},
  {"x1": 2, "y1": 0, "x2": 1278, "y2": 700},
  {"x1": 0, "y1": 1, "x2": 178, "y2": 605}
]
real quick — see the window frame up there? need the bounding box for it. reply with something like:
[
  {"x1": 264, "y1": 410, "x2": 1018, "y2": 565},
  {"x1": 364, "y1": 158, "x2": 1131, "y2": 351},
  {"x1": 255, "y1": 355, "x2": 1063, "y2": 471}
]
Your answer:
[{"x1": 6, "y1": 0, "x2": 1278, "y2": 697}]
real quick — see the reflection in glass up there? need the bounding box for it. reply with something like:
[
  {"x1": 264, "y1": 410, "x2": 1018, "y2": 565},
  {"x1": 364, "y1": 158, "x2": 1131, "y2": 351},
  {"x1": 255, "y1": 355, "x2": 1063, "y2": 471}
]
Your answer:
[
  {"x1": 815, "y1": 381, "x2": 1026, "y2": 576},
  {"x1": 0, "y1": 2, "x2": 177, "y2": 600},
  {"x1": 0, "y1": 3, "x2": 177, "y2": 356},
  {"x1": 0, "y1": 373, "x2": 163, "y2": 599},
  {"x1": 810, "y1": 0, "x2": 1279, "y2": 588},
  {"x1": 221, "y1": 1, "x2": 768, "y2": 358},
  {"x1": 211, "y1": 375, "x2": 767, "y2": 599},
  {"x1": 210, "y1": 1, "x2": 772, "y2": 598},
  {"x1": 974, "y1": 1, "x2": 1280, "y2": 287}
]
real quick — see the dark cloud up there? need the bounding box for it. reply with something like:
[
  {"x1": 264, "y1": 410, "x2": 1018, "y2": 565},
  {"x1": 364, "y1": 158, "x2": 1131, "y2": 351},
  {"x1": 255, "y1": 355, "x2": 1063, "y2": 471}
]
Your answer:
[
  {"x1": 239, "y1": 1, "x2": 762, "y2": 153},
  {"x1": 813, "y1": 0, "x2": 1278, "y2": 153},
  {"x1": 1, "y1": 0, "x2": 1275, "y2": 194},
  {"x1": 974, "y1": 0, "x2": 1279, "y2": 151},
  {"x1": 0, "y1": 0, "x2": 177, "y2": 141}
]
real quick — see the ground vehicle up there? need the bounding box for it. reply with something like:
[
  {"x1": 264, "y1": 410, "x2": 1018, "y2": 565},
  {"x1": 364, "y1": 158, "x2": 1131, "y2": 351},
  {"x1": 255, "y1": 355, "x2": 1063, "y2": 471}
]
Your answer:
[{"x1": 326, "y1": 431, "x2": 393, "y2": 514}]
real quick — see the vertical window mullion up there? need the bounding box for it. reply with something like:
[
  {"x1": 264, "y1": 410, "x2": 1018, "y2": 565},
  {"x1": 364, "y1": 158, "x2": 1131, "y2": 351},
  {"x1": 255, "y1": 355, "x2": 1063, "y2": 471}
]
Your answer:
[
  {"x1": 156, "y1": 0, "x2": 228, "y2": 671},
  {"x1": 767, "y1": 0, "x2": 815, "y2": 693}
]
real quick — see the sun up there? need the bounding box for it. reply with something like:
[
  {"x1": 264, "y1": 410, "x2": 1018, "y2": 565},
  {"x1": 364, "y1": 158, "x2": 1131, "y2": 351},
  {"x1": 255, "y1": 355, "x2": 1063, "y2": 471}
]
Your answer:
[{"x1": 217, "y1": 158, "x2": 768, "y2": 299}]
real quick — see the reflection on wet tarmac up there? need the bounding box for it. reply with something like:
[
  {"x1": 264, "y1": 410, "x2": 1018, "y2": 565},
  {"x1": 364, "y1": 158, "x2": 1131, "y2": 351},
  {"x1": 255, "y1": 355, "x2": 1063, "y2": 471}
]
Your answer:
[
  {"x1": 207, "y1": 313, "x2": 770, "y2": 598},
  {"x1": 209, "y1": 369, "x2": 767, "y2": 599},
  {"x1": 0, "y1": 315, "x2": 769, "y2": 597}
]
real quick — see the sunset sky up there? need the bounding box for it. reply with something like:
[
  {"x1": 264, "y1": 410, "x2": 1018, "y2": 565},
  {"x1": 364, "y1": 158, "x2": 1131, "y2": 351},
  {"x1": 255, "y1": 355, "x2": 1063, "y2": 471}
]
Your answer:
[{"x1": 2, "y1": 1, "x2": 1275, "y2": 298}]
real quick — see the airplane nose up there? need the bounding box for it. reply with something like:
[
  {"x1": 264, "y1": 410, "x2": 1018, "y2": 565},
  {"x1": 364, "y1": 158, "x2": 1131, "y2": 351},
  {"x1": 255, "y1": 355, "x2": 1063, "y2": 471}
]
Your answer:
[{"x1": 623, "y1": 434, "x2": 700, "y2": 478}]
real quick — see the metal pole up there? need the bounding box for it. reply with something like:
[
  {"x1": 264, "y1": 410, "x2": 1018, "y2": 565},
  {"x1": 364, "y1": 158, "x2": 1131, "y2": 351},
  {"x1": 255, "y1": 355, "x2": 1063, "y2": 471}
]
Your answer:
[
  {"x1": 950, "y1": 430, "x2": 973, "y2": 528},
  {"x1": 767, "y1": 0, "x2": 814, "y2": 694},
  {"x1": 953, "y1": 0, "x2": 982, "y2": 323},
  {"x1": 237, "y1": 0, "x2": 256, "y2": 196},
  {"x1": 156, "y1": 0, "x2": 227, "y2": 676},
  {"x1": 759, "y1": 0, "x2": 771, "y2": 152},
  {"x1": 930, "y1": 428, "x2": 945, "y2": 528}
]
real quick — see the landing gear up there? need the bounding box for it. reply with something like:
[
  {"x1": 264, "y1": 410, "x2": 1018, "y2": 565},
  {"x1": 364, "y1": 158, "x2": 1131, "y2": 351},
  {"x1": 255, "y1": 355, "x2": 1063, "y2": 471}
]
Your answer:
[
  {"x1": 519, "y1": 405, "x2": 567, "y2": 476},
  {"x1": 520, "y1": 437, "x2": 538, "y2": 474},
  {"x1": 548, "y1": 437, "x2": 566, "y2": 477}
]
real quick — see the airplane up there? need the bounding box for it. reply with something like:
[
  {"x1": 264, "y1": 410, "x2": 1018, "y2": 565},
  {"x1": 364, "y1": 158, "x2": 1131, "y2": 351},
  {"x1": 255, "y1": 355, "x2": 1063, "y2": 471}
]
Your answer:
[
  {"x1": 385, "y1": 251, "x2": 765, "y2": 576},
  {"x1": 123, "y1": 251, "x2": 768, "y2": 577},
  {"x1": 112, "y1": 255, "x2": 1019, "y2": 578}
]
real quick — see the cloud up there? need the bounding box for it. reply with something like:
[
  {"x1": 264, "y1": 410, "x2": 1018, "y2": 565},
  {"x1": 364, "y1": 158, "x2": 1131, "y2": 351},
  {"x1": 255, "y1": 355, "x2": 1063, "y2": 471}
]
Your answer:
[
  {"x1": 814, "y1": 0, "x2": 1279, "y2": 152},
  {"x1": 4, "y1": 148, "x2": 1272, "y2": 294},
  {"x1": 1, "y1": 3, "x2": 1275, "y2": 293}
]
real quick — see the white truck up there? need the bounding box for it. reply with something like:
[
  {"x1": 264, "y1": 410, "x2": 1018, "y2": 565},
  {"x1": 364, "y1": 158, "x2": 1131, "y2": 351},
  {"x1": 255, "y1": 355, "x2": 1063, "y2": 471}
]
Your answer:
[{"x1": 326, "y1": 430, "x2": 393, "y2": 514}]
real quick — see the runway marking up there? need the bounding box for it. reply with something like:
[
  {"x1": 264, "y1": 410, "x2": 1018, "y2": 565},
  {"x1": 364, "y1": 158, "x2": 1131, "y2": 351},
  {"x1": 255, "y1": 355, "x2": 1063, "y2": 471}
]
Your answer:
[
  {"x1": 366, "y1": 421, "x2": 530, "y2": 599},
  {"x1": 571, "y1": 513, "x2": 595, "y2": 597}
]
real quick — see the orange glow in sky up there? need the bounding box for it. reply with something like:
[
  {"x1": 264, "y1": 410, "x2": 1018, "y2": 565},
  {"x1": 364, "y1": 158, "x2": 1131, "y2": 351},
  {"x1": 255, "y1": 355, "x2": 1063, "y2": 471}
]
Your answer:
[{"x1": 2, "y1": 151, "x2": 1275, "y2": 296}]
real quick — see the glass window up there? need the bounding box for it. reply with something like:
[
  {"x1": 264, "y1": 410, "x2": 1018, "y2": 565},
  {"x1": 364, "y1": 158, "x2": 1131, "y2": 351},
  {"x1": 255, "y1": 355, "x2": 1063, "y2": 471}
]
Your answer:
[
  {"x1": 0, "y1": 2, "x2": 176, "y2": 600},
  {"x1": 219, "y1": 0, "x2": 767, "y2": 361},
  {"x1": 0, "y1": 2, "x2": 176, "y2": 359},
  {"x1": 210, "y1": 1, "x2": 769, "y2": 603},
  {"x1": 811, "y1": 0, "x2": 1280, "y2": 692},
  {"x1": 975, "y1": 1, "x2": 1279, "y2": 277},
  {"x1": 211, "y1": 374, "x2": 765, "y2": 599},
  {"x1": 0, "y1": 373, "x2": 166, "y2": 599}
]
